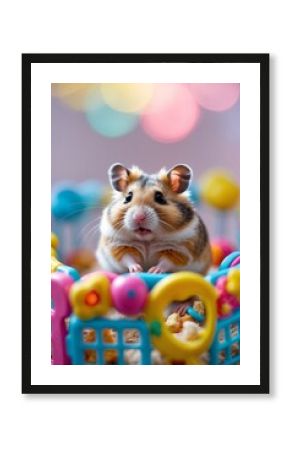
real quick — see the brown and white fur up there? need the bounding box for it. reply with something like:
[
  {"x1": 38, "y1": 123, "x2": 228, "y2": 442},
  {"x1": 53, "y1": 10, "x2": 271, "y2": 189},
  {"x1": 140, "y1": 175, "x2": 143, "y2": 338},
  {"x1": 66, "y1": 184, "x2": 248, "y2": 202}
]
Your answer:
[{"x1": 96, "y1": 163, "x2": 211, "y2": 274}]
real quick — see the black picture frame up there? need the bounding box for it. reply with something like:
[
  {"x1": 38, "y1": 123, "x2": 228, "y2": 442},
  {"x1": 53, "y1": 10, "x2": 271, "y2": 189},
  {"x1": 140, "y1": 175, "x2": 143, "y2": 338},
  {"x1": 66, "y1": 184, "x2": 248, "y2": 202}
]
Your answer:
[{"x1": 22, "y1": 53, "x2": 269, "y2": 394}]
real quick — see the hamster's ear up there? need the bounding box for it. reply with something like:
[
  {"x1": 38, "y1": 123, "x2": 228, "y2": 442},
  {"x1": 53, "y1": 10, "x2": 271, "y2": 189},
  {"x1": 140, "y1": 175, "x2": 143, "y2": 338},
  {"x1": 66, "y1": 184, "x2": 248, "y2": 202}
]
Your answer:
[
  {"x1": 167, "y1": 164, "x2": 192, "y2": 193},
  {"x1": 108, "y1": 163, "x2": 130, "y2": 192}
]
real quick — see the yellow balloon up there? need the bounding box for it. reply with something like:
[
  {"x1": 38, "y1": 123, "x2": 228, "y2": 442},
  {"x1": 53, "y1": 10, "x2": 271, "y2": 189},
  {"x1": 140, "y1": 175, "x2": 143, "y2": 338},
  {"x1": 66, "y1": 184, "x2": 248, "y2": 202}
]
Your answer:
[
  {"x1": 100, "y1": 83, "x2": 154, "y2": 113},
  {"x1": 200, "y1": 170, "x2": 239, "y2": 210}
]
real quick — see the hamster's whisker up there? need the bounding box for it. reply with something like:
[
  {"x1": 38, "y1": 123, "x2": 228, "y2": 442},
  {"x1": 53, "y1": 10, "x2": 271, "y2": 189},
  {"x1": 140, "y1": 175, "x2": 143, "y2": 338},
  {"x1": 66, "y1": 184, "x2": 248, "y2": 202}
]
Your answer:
[
  {"x1": 80, "y1": 217, "x2": 103, "y2": 241},
  {"x1": 83, "y1": 223, "x2": 102, "y2": 242},
  {"x1": 52, "y1": 202, "x2": 107, "y2": 221},
  {"x1": 79, "y1": 216, "x2": 102, "y2": 237}
]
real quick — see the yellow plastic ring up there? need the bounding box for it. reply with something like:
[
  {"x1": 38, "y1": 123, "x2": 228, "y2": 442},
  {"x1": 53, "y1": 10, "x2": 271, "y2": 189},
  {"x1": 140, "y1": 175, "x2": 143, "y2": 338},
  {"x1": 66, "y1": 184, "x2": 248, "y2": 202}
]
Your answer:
[{"x1": 144, "y1": 272, "x2": 217, "y2": 364}]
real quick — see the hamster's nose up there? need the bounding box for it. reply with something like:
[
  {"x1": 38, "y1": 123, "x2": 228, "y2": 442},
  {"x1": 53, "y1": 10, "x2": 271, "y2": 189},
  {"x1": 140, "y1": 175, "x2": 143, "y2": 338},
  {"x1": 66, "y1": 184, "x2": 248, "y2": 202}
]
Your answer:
[{"x1": 133, "y1": 212, "x2": 146, "y2": 224}]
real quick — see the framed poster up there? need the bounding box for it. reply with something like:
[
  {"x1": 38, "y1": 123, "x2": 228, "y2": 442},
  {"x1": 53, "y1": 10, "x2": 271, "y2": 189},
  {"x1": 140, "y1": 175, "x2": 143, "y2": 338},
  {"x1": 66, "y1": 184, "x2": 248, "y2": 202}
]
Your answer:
[{"x1": 22, "y1": 53, "x2": 269, "y2": 394}]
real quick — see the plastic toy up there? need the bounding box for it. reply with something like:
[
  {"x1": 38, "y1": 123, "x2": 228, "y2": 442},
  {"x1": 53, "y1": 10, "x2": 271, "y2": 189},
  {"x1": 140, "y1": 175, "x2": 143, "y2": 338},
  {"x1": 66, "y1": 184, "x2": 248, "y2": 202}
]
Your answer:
[
  {"x1": 67, "y1": 316, "x2": 152, "y2": 364},
  {"x1": 144, "y1": 272, "x2": 217, "y2": 364},
  {"x1": 50, "y1": 229, "x2": 240, "y2": 365},
  {"x1": 226, "y1": 268, "x2": 240, "y2": 299},
  {"x1": 216, "y1": 274, "x2": 239, "y2": 317},
  {"x1": 70, "y1": 273, "x2": 112, "y2": 320},
  {"x1": 51, "y1": 272, "x2": 74, "y2": 365},
  {"x1": 111, "y1": 275, "x2": 149, "y2": 315},
  {"x1": 209, "y1": 309, "x2": 240, "y2": 365},
  {"x1": 62, "y1": 271, "x2": 218, "y2": 365},
  {"x1": 219, "y1": 251, "x2": 240, "y2": 269}
]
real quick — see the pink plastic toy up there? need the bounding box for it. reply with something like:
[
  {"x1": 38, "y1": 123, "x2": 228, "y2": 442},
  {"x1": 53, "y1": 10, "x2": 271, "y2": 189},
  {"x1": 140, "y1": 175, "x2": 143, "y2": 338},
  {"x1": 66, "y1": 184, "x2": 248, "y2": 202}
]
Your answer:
[
  {"x1": 111, "y1": 275, "x2": 148, "y2": 315},
  {"x1": 216, "y1": 275, "x2": 239, "y2": 318},
  {"x1": 230, "y1": 256, "x2": 240, "y2": 267},
  {"x1": 51, "y1": 272, "x2": 74, "y2": 364}
]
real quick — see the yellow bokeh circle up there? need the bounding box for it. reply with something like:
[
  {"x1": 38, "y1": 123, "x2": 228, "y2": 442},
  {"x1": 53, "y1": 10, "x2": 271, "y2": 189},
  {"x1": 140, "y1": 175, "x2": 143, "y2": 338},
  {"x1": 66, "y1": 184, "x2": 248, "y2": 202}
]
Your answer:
[
  {"x1": 100, "y1": 83, "x2": 154, "y2": 113},
  {"x1": 52, "y1": 83, "x2": 100, "y2": 111}
]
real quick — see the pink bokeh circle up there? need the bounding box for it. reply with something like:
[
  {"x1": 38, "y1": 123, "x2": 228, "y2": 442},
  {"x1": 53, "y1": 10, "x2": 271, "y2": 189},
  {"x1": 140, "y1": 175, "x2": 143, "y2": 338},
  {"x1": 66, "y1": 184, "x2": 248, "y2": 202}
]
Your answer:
[
  {"x1": 141, "y1": 84, "x2": 200, "y2": 143},
  {"x1": 190, "y1": 83, "x2": 240, "y2": 112}
]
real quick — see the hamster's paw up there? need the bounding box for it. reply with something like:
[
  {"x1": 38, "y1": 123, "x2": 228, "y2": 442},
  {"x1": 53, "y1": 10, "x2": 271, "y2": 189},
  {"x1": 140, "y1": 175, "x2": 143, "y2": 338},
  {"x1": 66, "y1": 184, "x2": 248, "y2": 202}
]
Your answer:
[
  {"x1": 148, "y1": 258, "x2": 171, "y2": 273},
  {"x1": 148, "y1": 265, "x2": 164, "y2": 274},
  {"x1": 129, "y1": 263, "x2": 143, "y2": 273}
]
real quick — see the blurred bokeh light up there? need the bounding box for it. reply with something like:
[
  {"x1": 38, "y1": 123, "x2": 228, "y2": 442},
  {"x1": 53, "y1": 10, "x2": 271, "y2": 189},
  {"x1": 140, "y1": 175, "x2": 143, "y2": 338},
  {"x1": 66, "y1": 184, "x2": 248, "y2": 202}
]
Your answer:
[
  {"x1": 52, "y1": 83, "x2": 99, "y2": 111},
  {"x1": 141, "y1": 84, "x2": 200, "y2": 143},
  {"x1": 190, "y1": 83, "x2": 240, "y2": 112},
  {"x1": 100, "y1": 83, "x2": 154, "y2": 113},
  {"x1": 86, "y1": 103, "x2": 139, "y2": 138},
  {"x1": 52, "y1": 83, "x2": 240, "y2": 142}
]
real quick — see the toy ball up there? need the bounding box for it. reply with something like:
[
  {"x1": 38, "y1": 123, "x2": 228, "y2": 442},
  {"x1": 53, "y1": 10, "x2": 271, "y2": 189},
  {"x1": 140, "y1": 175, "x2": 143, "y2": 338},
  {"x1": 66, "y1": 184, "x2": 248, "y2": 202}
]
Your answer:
[
  {"x1": 200, "y1": 170, "x2": 239, "y2": 210},
  {"x1": 52, "y1": 184, "x2": 86, "y2": 221},
  {"x1": 111, "y1": 275, "x2": 148, "y2": 316},
  {"x1": 211, "y1": 239, "x2": 235, "y2": 266}
]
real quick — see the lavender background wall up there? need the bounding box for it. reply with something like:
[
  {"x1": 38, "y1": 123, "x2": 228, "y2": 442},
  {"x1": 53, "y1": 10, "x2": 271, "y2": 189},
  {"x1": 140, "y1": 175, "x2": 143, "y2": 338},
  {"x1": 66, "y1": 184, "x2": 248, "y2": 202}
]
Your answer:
[
  {"x1": 52, "y1": 97, "x2": 240, "y2": 184},
  {"x1": 51, "y1": 94, "x2": 240, "y2": 248}
]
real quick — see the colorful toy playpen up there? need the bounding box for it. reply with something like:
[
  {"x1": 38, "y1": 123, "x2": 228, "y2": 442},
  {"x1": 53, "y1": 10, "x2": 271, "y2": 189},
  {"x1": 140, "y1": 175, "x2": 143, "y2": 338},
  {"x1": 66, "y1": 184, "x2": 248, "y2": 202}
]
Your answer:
[{"x1": 51, "y1": 233, "x2": 240, "y2": 365}]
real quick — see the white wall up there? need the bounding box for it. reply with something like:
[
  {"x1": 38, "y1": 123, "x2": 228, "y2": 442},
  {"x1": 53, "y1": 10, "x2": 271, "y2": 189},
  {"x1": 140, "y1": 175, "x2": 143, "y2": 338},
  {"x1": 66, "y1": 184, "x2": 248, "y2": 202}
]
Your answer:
[{"x1": 1, "y1": 2, "x2": 286, "y2": 450}]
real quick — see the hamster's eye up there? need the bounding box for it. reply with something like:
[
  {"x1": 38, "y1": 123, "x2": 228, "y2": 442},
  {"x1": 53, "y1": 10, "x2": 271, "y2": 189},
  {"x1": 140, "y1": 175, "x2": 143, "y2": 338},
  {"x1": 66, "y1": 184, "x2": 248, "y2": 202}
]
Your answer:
[
  {"x1": 154, "y1": 191, "x2": 167, "y2": 205},
  {"x1": 124, "y1": 191, "x2": 133, "y2": 204}
]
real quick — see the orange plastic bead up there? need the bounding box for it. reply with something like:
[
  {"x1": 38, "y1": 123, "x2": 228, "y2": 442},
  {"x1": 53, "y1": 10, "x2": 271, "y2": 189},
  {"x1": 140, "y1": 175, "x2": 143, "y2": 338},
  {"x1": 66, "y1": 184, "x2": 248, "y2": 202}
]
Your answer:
[{"x1": 84, "y1": 291, "x2": 100, "y2": 306}]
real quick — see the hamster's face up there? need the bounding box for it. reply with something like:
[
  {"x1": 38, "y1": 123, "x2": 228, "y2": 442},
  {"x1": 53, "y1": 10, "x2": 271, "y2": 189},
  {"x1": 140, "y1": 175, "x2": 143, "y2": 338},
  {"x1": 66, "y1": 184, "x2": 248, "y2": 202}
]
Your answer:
[{"x1": 107, "y1": 164, "x2": 195, "y2": 241}]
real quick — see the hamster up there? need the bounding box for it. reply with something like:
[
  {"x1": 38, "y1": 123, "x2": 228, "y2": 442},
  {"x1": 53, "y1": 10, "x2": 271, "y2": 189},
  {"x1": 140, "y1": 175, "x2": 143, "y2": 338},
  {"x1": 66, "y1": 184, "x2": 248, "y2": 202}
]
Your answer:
[{"x1": 96, "y1": 163, "x2": 212, "y2": 275}]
